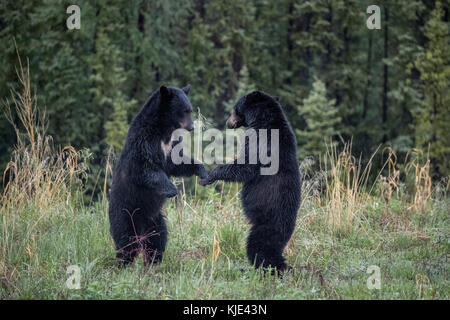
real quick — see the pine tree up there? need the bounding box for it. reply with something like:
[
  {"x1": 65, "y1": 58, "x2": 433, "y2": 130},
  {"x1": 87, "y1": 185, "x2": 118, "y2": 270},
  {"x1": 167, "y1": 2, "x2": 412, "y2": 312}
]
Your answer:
[
  {"x1": 415, "y1": 1, "x2": 450, "y2": 177},
  {"x1": 297, "y1": 78, "x2": 341, "y2": 158},
  {"x1": 90, "y1": 3, "x2": 137, "y2": 152},
  {"x1": 0, "y1": 0, "x2": 96, "y2": 150},
  {"x1": 104, "y1": 93, "x2": 136, "y2": 152},
  {"x1": 183, "y1": 0, "x2": 253, "y2": 128},
  {"x1": 380, "y1": 0, "x2": 426, "y2": 154}
]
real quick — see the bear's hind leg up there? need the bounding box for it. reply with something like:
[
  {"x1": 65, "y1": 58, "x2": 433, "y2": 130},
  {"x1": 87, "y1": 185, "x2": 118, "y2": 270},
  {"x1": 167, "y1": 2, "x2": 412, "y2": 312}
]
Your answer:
[
  {"x1": 115, "y1": 241, "x2": 139, "y2": 267},
  {"x1": 142, "y1": 213, "x2": 168, "y2": 266},
  {"x1": 246, "y1": 223, "x2": 292, "y2": 271}
]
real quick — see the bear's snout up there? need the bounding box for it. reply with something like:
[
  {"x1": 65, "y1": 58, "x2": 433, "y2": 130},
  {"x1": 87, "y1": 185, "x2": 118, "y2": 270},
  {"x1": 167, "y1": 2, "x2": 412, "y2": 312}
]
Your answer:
[
  {"x1": 179, "y1": 120, "x2": 194, "y2": 131},
  {"x1": 226, "y1": 114, "x2": 237, "y2": 129},
  {"x1": 186, "y1": 122, "x2": 195, "y2": 131},
  {"x1": 226, "y1": 118, "x2": 235, "y2": 129}
]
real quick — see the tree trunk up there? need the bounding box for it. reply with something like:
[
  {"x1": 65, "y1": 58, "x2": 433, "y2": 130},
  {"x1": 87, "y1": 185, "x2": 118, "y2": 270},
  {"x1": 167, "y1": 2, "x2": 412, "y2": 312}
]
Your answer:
[
  {"x1": 382, "y1": 6, "x2": 389, "y2": 143},
  {"x1": 362, "y1": 32, "x2": 373, "y2": 119}
]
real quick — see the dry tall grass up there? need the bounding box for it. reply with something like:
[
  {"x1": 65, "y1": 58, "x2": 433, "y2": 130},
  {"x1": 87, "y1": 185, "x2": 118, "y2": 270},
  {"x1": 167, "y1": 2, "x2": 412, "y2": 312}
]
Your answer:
[
  {"x1": 320, "y1": 143, "x2": 377, "y2": 234},
  {"x1": 405, "y1": 149, "x2": 432, "y2": 214},
  {"x1": 300, "y1": 138, "x2": 444, "y2": 238},
  {"x1": 0, "y1": 53, "x2": 86, "y2": 280},
  {"x1": 2, "y1": 56, "x2": 85, "y2": 212}
]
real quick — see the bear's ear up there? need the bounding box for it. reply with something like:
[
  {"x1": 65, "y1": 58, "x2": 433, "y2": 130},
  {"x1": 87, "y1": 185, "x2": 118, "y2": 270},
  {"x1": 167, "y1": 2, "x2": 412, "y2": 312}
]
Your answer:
[
  {"x1": 246, "y1": 91, "x2": 264, "y2": 104},
  {"x1": 160, "y1": 85, "x2": 172, "y2": 100},
  {"x1": 182, "y1": 84, "x2": 191, "y2": 95},
  {"x1": 273, "y1": 96, "x2": 279, "y2": 102}
]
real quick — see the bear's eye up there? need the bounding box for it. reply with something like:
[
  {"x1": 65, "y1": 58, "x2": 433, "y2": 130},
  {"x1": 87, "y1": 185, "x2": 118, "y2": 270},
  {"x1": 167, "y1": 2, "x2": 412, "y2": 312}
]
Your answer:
[{"x1": 184, "y1": 109, "x2": 191, "y2": 114}]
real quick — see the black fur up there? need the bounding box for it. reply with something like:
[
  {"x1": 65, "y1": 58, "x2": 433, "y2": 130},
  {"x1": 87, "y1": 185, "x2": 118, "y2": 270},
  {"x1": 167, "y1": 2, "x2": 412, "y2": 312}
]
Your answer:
[
  {"x1": 200, "y1": 91, "x2": 301, "y2": 271},
  {"x1": 109, "y1": 85, "x2": 207, "y2": 267}
]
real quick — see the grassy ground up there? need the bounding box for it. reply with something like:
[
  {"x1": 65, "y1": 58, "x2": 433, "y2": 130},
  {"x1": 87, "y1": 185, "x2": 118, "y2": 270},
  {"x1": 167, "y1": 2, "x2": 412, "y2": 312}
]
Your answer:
[
  {"x1": 0, "y1": 179, "x2": 448, "y2": 300},
  {"x1": 0, "y1": 62, "x2": 448, "y2": 299}
]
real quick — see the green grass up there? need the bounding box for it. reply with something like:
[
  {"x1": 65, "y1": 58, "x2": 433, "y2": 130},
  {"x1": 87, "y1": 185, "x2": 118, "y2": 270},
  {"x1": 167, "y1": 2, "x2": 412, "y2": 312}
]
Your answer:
[{"x1": 1, "y1": 182, "x2": 448, "y2": 300}]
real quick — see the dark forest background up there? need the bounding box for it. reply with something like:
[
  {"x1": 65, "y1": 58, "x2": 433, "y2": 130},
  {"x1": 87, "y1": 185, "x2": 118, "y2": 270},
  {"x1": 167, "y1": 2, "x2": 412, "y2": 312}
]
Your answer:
[{"x1": 0, "y1": 0, "x2": 449, "y2": 196}]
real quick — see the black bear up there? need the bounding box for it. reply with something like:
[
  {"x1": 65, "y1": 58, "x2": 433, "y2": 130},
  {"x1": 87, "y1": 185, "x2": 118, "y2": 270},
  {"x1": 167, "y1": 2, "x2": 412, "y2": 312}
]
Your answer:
[
  {"x1": 200, "y1": 91, "x2": 301, "y2": 272},
  {"x1": 109, "y1": 85, "x2": 207, "y2": 266}
]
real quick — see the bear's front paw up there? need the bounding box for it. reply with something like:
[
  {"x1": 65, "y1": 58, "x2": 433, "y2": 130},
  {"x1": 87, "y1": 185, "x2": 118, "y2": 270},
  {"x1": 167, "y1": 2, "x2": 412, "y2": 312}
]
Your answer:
[
  {"x1": 197, "y1": 165, "x2": 208, "y2": 180},
  {"x1": 199, "y1": 176, "x2": 213, "y2": 186}
]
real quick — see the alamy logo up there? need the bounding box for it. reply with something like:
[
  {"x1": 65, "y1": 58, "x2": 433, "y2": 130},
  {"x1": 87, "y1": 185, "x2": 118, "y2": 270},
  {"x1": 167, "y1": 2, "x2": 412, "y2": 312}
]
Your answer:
[
  {"x1": 366, "y1": 265, "x2": 381, "y2": 290},
  {"x1": 66, "y1": 265, "x2": 81, "y2": 289},
  {"x1": 366, "y1": 5, "x2": 381, "y2": 29},
  {"x1": 66, "y1": 5, "x2": 81, "y2": 30}
]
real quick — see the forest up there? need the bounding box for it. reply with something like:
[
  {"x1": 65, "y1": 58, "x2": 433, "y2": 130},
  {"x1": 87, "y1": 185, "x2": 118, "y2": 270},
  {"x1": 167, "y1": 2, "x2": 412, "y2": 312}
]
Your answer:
[
  {"x1": 0, "y1": 0, "x2": 448, "y2": 300},
  {"x1": 1, "y1": 0, "x2": 449, "y2": 190}
]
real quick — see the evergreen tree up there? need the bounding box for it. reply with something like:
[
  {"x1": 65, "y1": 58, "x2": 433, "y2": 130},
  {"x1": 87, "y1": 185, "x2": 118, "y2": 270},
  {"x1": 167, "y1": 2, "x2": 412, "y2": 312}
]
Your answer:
[
  {"x1": 415, "y1": 1, "x2": 450, "y2": 177},
  {"x1": 183, "y1": 0, "x2": 252, "y2": 128},
  {"x1": 378, "y1": 0, "x2": 426, "y2": 153},
  {"x1": 85, "y1": 1, "x2": 137, "y2": 195},
  {"x1": 297, "y1": 78, "x2": 341, "y2": 158}
]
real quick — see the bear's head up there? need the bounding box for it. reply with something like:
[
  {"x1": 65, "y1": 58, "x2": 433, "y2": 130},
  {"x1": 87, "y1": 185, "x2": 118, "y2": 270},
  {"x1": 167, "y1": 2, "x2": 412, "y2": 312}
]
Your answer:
[
  {"x1": 159, "y1": 85, "x2": 194, "y2": 131},
  {"x1": 226, "y1": 91, "x2": 280, "y2": 129}
]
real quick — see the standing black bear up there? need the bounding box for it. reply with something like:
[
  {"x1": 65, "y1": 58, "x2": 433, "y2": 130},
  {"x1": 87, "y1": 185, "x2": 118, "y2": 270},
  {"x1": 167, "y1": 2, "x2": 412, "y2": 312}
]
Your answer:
[
  {"x1": 109, "y1": 85, "x2": 207, "y2": 266},
  {"x1": 200, "y1": 91, "x2": 301, "y2": 272}
]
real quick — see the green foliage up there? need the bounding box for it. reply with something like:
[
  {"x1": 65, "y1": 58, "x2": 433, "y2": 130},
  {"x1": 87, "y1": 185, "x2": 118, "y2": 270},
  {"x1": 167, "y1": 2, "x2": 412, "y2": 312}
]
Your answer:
[
  {"x1": 414, "y1": 1, "x2": 450, "y2": 177},
  {"x1": 183, "y1": 0, "x2": 253, "y2": 127},
  {"x1": 89, "y1": 2, "x2": 137, "y2": 152},
  {"x1": 297, "y1": 78, "x2": 341, "y2": 158}
]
